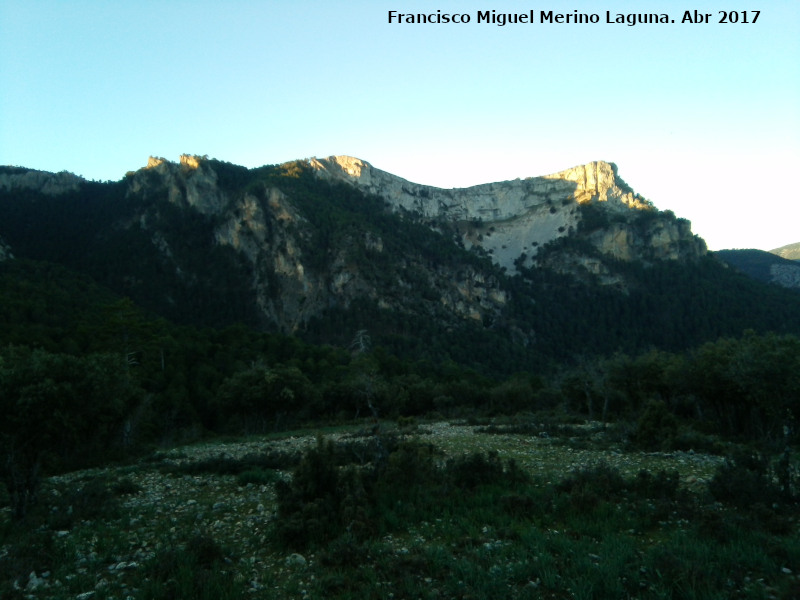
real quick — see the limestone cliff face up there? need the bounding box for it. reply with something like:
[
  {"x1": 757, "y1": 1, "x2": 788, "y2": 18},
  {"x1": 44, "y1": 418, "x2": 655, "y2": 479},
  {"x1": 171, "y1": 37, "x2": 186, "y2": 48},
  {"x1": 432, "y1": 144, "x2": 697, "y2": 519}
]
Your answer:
[
  {"x1": 769, "y1": 263, "x2": 800, "y2": 290},
  {"x1": 128, "y1": 155, "x2": 227, "y2": 215},
  {"x1": 123, "y1": 156, "x2": 509, "y2": 332},
  {"x1": 589, "y1": 218, "x2": 706, "y2": 262},
  {"x1": 112, "y1": 154, "x2": 708, "y2": 331},
  {"x1": 308, "y1": 156, "x2": 705, "y2": 273},
  {"x1": 0, "y1": 169, "x2": 83, "y2": 195}
]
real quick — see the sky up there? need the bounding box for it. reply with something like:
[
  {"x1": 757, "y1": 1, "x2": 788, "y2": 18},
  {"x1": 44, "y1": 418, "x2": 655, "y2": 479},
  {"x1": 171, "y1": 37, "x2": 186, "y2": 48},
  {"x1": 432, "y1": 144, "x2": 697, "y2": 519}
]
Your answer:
[{"x1": 1, "y1": 1, "x2": 798, "y2": 251}]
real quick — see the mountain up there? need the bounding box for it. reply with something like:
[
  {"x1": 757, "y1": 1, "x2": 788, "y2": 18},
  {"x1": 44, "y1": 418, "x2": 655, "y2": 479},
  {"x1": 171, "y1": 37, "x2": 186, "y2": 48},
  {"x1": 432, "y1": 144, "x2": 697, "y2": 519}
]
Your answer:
[
  {"x1": 770, "y1": 242, "x2": 800, "y2": 261},
  {"x1": 716, "y1": 248, "x2": 800, "y2": 291},
  {"x1": 310, "y1": 156, "x2": 707, "y2": 274},
  {"x1": 2, "y1": 155, "x2": 800, "y2": 373}
]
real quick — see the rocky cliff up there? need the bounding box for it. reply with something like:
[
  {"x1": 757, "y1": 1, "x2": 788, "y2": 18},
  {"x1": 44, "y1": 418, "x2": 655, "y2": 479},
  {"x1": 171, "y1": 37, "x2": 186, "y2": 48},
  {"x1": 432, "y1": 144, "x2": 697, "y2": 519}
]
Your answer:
[
  {"x1": 309, "y1": 156, "x2": 706, "y2": 273},
  {"x1": 0, "y1": 167, "x2": 83, "y2": 195},
  {"x1": 0, "y1": 154, "x2": 711, "y2": 343}
]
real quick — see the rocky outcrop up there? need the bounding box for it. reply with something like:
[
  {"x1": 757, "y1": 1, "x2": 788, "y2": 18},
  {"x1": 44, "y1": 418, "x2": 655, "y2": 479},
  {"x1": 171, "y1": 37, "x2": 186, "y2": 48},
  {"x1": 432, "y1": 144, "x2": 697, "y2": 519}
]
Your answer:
[
  {"x1": 111, "y1": 154, "x2": 708, "y2": 332},
  {"x1": 308, "y1": 156, "x2": 704, "y2": 273},
  {"x1": 122, "y1": 156, "x2": 509, "y2": 332},
  {"x1": 128, "y1": 155, "x2": 227, "y2": 215},
  {"x1": 589, "y1": 217, "x2": 707, "y2": 262},
  {"x1": 310, "y1": 157, "x2": 646, "y2": 222},
  {"x1": 770, "y1": 263, "x2": 800, "y2": 290},
  {"x1": 0, "y1": 168, "x2": 83, "y2": 195}
]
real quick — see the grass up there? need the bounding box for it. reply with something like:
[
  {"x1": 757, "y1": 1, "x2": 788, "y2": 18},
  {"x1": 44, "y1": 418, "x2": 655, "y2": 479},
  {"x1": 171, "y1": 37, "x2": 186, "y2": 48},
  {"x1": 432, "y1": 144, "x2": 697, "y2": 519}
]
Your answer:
[{"x1": 0, "y1": 419, "x2": 798, "y2": 599}]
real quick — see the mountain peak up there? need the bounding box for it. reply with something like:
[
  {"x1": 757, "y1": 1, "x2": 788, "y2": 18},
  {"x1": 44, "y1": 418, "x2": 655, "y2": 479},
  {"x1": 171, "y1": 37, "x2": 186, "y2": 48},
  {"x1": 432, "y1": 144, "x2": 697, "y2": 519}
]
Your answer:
[{"x1": 306, "y1": 156, "x2": 696, "y2": 272}]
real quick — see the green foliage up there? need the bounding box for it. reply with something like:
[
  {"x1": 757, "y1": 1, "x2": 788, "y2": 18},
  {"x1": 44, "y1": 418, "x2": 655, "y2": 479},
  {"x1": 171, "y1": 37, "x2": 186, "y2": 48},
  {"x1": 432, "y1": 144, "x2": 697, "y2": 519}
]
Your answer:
[
  {"x1": 139, "y1": 533, "x2": 243, "y2": 600},
  {"x1": 46, "y1": 476, "x2": 121, "y2": 531},
  {"x1": 0, "y1": 348, "x2": 143, "y2": 518},
  {"x1": 633, "y1": 399, "x2": 679, "y2": 451},
  {"x1": 688, "y1": 331, "x2": 800, "y2": 439},
  {"x1": 577, "y1": 201, "x2": 613, "y2": 232},
  {"x1": 213, "y1": 363, "x2": 321, "y2": 433},
  {"x1": 275, "y1": 437, "x2": 529, "y2": 551},
  {"x1": 444, "y1": 450, "x2": 528, "y2": 490},
  {"x1": 556, "y1": 331, "x2": 800, "y2": 446},
  {"x1": 709, "y1": 451, "x2": 788, "y2": 509},
  {"x1": 163, "y1": 450, "x2": 301, "y2": 476},
  {"x1": 555, "y1": 461, "x2": 628, "y2": 511},
  {"x1": 715, "y1": 248, "x2": 800, "y2": 286},
  {"x1": 274, "y1": 437, "x2": 371, "y2": 549}
]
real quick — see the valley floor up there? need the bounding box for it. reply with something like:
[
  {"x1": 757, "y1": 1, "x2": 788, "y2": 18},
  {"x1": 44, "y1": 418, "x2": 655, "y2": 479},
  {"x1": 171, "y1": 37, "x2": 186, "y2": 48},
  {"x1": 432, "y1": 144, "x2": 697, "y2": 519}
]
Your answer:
[{"x1": 2, "y1": 420, "x2": 798, "y2": 599}]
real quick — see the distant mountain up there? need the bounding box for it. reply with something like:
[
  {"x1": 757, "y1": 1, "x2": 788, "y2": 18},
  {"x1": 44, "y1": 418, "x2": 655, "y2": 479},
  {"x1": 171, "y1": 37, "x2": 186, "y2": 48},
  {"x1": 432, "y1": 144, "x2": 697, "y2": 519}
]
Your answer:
[
  {"x1": 2, "y1": 155, "x2": 800, "y2": 373},
  {"x1": 715, "y1": 249, "x2": 800, "y2": 291},
  {"x1": 770, "y1": 242, "x2": 800, "y2": 261}
]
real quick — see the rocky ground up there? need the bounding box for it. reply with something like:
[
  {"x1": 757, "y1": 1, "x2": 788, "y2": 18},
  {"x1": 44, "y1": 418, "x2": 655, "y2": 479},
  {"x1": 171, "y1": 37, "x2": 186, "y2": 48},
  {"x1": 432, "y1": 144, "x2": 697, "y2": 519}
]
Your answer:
[{"x1": 3, "y1": 420, "x2": 795, "y2": 599}]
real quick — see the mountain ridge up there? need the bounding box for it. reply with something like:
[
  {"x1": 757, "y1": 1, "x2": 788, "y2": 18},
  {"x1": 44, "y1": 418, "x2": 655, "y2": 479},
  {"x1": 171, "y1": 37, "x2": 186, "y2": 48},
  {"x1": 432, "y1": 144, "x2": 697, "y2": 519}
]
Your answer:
[
  {"x1": 770, "y1": 241, "x2": 800, "y2": 261},
  {"x1": 2, "y1": 154, "x2": 799, "y2": 373},
  {"x1": 308, "y1": 155, "x2": 707, "y2": 273}
]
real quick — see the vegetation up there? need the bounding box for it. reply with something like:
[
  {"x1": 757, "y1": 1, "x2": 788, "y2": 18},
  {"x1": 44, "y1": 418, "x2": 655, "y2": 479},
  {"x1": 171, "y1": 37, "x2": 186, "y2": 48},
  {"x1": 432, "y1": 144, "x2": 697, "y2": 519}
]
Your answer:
[
  {"x1": 716, "y1": 248, "x2": 800, "y2": 288},
  {"x1": 0, "y1": 159, "x2": 798, "y2": 597},
  {"x1": 1, "y1": 423, "x2": 796, "y2": 599}
]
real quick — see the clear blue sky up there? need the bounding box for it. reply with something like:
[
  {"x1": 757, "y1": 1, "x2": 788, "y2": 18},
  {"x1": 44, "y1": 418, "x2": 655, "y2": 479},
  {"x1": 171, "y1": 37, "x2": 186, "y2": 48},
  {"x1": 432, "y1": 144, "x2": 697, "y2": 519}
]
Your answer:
[{"x1": 1, "y1": 1, "x2": 798, "y2": 250}]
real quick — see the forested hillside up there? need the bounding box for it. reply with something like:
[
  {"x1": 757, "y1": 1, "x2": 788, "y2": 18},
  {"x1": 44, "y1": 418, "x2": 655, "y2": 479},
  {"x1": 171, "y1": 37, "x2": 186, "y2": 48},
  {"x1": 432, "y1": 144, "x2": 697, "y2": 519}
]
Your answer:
[{"x1": 1, "y1": 157, "x2": 800, "y2": 481}]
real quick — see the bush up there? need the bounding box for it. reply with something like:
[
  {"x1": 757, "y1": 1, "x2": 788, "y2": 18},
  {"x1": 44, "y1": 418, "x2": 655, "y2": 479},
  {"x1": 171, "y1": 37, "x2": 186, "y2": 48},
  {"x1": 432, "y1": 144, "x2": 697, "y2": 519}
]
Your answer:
[
  {"x1": 274, "y1": 437, "x2": 372, "y2": 549},
  {"x1": 709, "y1": 452, "x2": 783, "y2": 509},
  {"x1": 112, "y1": 477, "x2": 143, "y2": 496},
  {"x1": 274, "y1": 440, "x2": 530, "y2": 551},
  {"x1": 47, "y1": 477, "x2": 120, "y2": 530},
  {"x1": 632, "y1": 469, "x2": 680, "y2": 500},
  {"x1": 445, "y1": 450, "x2": 528, "y2": 490},
  {"x1": 139, "y1": 533, "x2": 242, "y2": 600},
  {"x1": 632, "y1": 399, "x2": 679, "y2": 451},
  {"x1": 0, "y1": 348, "x2": 143, "y2": 518}
]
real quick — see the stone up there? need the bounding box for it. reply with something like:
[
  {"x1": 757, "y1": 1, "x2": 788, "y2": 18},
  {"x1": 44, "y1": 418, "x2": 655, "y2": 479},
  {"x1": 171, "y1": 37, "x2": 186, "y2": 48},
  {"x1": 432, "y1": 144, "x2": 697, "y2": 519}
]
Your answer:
[
  {"x1": 26, "y1": 571, "x2": 47, "y2": 591},
  {"x1": 285, "y1": 553, "x2": 307, "y2": 567}
]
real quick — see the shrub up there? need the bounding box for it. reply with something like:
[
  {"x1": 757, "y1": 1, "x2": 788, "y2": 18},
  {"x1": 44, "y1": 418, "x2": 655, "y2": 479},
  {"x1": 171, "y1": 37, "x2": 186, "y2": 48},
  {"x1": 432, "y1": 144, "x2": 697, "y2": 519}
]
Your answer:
[
  {"x1": 274, "y1": 437, "x2": 369, "y2": 549},
  {"x1": 112, "y1": 477, "x2": 143, "y2": 496},
  {"x1": 709, "y1": 452, "x2": 782, "y2": 509},
  {"x1": 445, "y1": 450, "x2": 528, "y2": 490},
  {"x1": 632, "y1": 399, "x2": 679, "y2": 451},
  {"x1": 47, "y1": 478, "x2": 120, "y2": 530},
  {"x1": 555, "y1": 461, "x2": 627, "y2": 511},
  {"x1": 139, "y1": 533, "x2": 241, "y2": 600},
  {"x1": 632, "y1": 469, "x2": 680, "y2": 500}
]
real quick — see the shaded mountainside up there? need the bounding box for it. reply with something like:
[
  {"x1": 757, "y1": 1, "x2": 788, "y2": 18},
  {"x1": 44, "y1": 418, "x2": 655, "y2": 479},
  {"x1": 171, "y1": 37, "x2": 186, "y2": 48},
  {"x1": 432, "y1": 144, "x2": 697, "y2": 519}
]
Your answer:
[
  {"x1": 716, "y1": 249, "x2": 800, "y2": 291},
  {"x1": 2, "y1": 155, "x2": 800, "y2": 373}
]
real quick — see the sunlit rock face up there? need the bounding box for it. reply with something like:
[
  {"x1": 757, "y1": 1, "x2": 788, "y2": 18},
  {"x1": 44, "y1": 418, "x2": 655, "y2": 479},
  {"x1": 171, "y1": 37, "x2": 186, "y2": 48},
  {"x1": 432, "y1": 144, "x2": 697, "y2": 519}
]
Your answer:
[
  {"x1": 129, "y1": 155, "x2": 226, "y2": 214},
  {"x1": 309, "y1": 156, "x2": 706, "y2": 273},
  {"x1": 114, "y1": 153, "x2": 707, "y2": 332}
]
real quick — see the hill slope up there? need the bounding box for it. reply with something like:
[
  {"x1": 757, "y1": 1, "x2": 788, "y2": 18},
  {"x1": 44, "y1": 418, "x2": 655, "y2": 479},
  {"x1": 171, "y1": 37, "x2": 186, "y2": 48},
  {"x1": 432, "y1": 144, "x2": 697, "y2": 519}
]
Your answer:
[
  {"x1": 715, "y1": 249, "x2": 800, "y2": 291},
  {"x1": 770, "y1": 241, "x2": 800, "y2": 261},
  {"x1": 2, "y1": 155, "x2": 800, "y2": 373}
]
